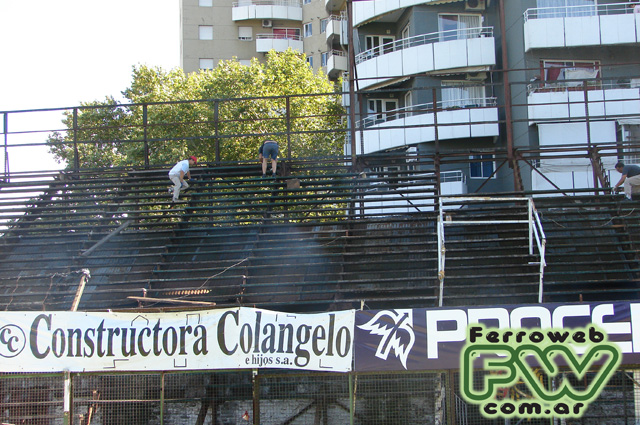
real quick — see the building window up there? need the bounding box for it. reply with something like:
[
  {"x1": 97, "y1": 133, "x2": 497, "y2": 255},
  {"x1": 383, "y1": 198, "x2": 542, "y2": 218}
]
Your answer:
[
  {"x1": 365, "y1": 98, "x2": 399, "y2": 126},
  {"x1": 303, "y1": 0, "x2": 311, "y2": 4},
  {"x1": 199, "y1": 26, "x2": 214, "y2": 40},
  {"x1": 199, "y1": 0, "x2": 213, "y2": 6},
  {"x1": 321, "y1": 52, "x2": 328, "y2": 67},
  {"x1": 304, "y1": 23, "x2": 312, "y2": 37},
  {"x1": 238, "y1": 26, "x2": 253, "y2": 41},
  {"x1": 365, "y1": 35, "x2": 395, "y2": 58},
  {"x1": 199, "y1": 59, "x2": 215, "y2": 70},
  {"x1": 320, "y1": 18, "x2": 329, "y2": 33},
  {"x1": 470, "y1": 155, "x2": 495, "y2": 179},
  {"x1": 441, "y1": 82, "x2": 486, "y2": 108},
  {"x1": 306, "y1": 55, "x2": 314, "y2": 68},
  {"x1": 438, "y1": 14, "x2": 482, "y2": 41}
]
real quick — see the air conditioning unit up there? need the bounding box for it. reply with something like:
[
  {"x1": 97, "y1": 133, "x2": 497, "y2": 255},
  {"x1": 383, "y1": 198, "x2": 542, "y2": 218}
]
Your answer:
[
  {"x1": 466, "y1": 72, "x2": 487, "y2": 81},
  {"x1": 465, "y1": 0, "x2": 486, "y2": 10},
  {"x1": 262, "y1": 19, "x2": 273, "y2": 28}
]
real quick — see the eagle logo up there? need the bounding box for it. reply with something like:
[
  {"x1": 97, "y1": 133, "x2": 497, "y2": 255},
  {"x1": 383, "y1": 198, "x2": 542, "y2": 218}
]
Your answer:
[{"x1": 358, "y1": 310, "x2": 415, "y2": 369}]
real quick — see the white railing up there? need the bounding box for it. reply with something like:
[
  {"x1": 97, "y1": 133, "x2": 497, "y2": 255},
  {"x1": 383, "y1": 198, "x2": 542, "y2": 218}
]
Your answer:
[
  {"x1": 355, "y1": 27, "x2": 493, "y2": 65},
  {"x1": 524, "y1": 1, "x2": 638, "y2": 21},
  {"x1": 437, "y1": 197, "x2": 546, "y2": 306},
  {"x1": 256, "y1": 33, "x2": 302, "y2": 41},
  {"x1": 359, "y1": 97, "x2": 498, "y2": 129},
  {"x1": 527, "y1": 77, "x2": 640, "y2": 95},
  {"x1": 233, "y1": 0, "x2": 301, "y2": 6}
]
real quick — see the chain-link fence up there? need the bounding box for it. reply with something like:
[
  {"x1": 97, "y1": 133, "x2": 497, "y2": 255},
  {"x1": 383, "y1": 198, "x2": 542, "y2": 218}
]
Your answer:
[{"x1": 2, "y1": 368, "x2": 639, "y2": 424}]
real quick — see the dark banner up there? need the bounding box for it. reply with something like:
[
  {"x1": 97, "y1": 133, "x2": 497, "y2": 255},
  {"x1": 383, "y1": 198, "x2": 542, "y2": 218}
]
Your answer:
[{"x1": 354, "y1": 301, "x2": 640, "y2": 371}]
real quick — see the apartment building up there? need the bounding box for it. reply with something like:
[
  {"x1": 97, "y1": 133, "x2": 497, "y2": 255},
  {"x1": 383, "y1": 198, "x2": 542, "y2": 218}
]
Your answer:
[
  {"x1": 348, "y1": 0, "x2": 640, "y2": 194},
  {"x1": 181, "y1": 0, "x2": 640, "y2": 194},
  {"x1": 180, "y1": 0, "x2": 347, "y2": 77}
]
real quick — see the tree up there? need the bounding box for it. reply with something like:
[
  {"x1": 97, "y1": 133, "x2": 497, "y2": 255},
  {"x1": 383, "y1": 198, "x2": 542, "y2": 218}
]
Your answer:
[{"x1": 47, "y1": 49, "x2": 345, "y2": 169}]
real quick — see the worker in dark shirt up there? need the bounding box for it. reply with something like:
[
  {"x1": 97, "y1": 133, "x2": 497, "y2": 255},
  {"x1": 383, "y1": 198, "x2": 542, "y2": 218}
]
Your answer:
[{"x1": 614, "y1": 161, "x2": 640, "y2": 200}]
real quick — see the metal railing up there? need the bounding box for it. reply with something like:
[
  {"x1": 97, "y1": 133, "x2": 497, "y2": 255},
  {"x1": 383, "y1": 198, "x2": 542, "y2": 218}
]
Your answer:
[
  {"x1": 437, "y1": 196, "x2": 547, "y2": 307},
  {"x1": 233, "y1": 0, "x2": 301, "y2": 7},
  {"x1": 359, "y1": 97, "x2": 498, "y2": 129},
  {"x1": 354, "y1": 27, "x2": 494, "y2": 65},
  {"x1": 524, "y1": 1, "x2": 639, "y2": 21}
]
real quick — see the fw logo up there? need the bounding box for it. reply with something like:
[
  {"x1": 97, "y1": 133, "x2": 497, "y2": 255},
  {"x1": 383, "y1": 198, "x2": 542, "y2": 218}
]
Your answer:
[{"x1": 460, "y1": 325, "x2": 621, "y2": 419}]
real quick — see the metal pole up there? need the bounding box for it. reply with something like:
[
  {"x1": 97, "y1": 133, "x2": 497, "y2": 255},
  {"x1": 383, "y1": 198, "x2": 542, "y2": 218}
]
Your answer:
[
  {"x1": 73, "y1": 108, "x2": 79, "y2": 172},
  {"x1": 286, "y1": 96, "x2": 292, "y2": 160},
  {"x1": 347, "y1": 0, "x2": 357, "y2": 167},
  {"x1": 214, "y1": 101, "x2": 220, "y2": 163},
  {"x1": 3, "y1": 112, "x2": 9, "y2": 183},
  {"x1": 143, "y1": 104, "x2": 149, "y2": 169},
  {"x1": 63, "y1": 370, "x2": 71, "y2": 425},
  {"x1": 498, "y1": 0, "x2": 520, "y2": 191}
]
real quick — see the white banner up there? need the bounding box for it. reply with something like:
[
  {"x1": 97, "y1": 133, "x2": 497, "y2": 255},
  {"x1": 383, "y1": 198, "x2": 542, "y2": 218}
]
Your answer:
[{"x1": 0, "y1": 308, "x2": 354, "y2": 373}]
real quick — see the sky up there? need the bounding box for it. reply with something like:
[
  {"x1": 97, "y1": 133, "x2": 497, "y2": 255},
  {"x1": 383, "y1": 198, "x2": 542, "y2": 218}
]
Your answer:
[{"x1": 0, "y1": 0, "x2": 181, "y2": 173}]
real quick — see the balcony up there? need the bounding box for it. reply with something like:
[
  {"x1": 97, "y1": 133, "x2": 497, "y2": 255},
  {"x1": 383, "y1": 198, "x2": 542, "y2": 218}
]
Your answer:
[
  {"x1": 527, "y1": 79, "x2": 640, "y2": 124},
  {"x1": 524, "y1": 2, "x2": 640, "y2": 51},
  {"x1": 325, "y1": 15, "x2": 347, "y2": 45},
  {"x1": 326, "y1": 50, "x2": 348, "y2": 77},
  {"x1": 256, "y1": 34, "x2": 303, "y2": 53},
  {"x1": 232, "y1": 0, "x2": 302, "y2": 22},
  {"x1": 353, "y1": 0, "x2": 444, "y2": 27},
  {"x1": 355, "y1": 28, "x2": 495, "y2": 90},
  {"x1": 325, "y1": 0, "x2": 346, "y2": 13},
  {"x1": 358, "y1": 99, "x2": 499, "y2": 154}
]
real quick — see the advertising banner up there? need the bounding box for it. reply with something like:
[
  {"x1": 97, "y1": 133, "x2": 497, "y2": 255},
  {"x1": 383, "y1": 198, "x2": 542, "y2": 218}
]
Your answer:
[
  {"x1": 0, "y1": 308, "x2": 354, "y2": 373},
  {"x1": 354, "y1": 301, "x2": 640, "y2": 371}
]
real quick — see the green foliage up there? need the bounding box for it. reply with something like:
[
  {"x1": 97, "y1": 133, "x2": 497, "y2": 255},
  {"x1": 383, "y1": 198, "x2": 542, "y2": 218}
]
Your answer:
[{"x1": 47, "y1": 50, "x2": 345, "y2": 169}]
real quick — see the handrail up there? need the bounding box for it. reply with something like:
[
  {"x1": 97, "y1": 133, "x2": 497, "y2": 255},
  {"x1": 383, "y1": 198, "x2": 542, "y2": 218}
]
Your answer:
[
  {"x1": 355, "y1": 27, "x2": 494, "y2": 65},
  {"x1": 437, "y1": 196, "x2": 546, "y2": 306},
  {"x1": 233, "y1": 0, "x2": 301, "y2": 7},
  {"x1": 359, "y1": 97, "x2": 498, "y2": 129},
  {"x1": 529, "y1": 200, "x2": 547, "y2": 303},
  {"x1": 437, "y1": 197, "x2": 446, "y2": 307},
  {"x1": 524, "y1": 1, "x2": 639, "y2": 21}
]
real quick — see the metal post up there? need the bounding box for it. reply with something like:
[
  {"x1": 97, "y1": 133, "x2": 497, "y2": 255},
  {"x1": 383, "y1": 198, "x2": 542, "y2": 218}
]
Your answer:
[
  {"x1": 286, "y1": 96, "x2": 292, "y2": 160},
  {"x1": 63, "y1": 370, "x2": 71, "y2": 425},
  {"x1": 347, "y1": 0, "x2": 357, "y2": 167},
  {"x1": 498, "y1": 0, "x2": 520, "y2": 191},
  {"x1": 143, "y1": 104, "x2": 149, "y2": 169},
  {"x1": 252, "y1": 369, "x2": 260, "y2": 425},
  {"x1": 3, "y1": 112, "x2": 8, "y2": 183},
  {"x1": 73, "y1": 108, "x2": 79, "y2": 172},
  {"x1": 584, "y1": 83, "x2": 599, "y2": 194},
  {"x1": 214, "y1": 101, "x2": 220, "y2": 163},
  {"x1": 432, "y1": 88, "x2": 441, "y2": 197},
  {"x1": 349, "y1": 373, "x2": 355, "y2": 425},
  {"x1": 160, "y1": 372, "x2": 165, "y2": 425}
]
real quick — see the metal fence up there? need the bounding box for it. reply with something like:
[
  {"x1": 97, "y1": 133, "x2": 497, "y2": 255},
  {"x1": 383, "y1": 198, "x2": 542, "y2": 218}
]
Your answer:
[{"x1": 2, "y1": 368, "x2": 639, "y2": 424}]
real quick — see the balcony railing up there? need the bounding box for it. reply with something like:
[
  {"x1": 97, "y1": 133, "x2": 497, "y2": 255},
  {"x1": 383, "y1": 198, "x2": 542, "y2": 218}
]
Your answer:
[
  {"x1": 360, "y1": 97, "x2": 498, "y2": 129},
  {"x1": 524, "y1": 2, "x2": 637, "y2": 21},
  {"x1": 523, "y1": 2, "x2": 640, "y2": 50},
  {"x1": 232, "y1": 0, "x2": 302, "y2": 21},
  {"x1": 355, "y1": 27, "x2": 493, "y2": 66},
  {"x1": 233, "y1": 0, "x2": 301, "y2": 7}
]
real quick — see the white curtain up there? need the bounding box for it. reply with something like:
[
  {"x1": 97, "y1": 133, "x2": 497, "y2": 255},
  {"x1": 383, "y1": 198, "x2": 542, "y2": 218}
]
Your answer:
[
  {"x1": 458, "y1": 15, "x2": 482, "y2": 38},
  {"x1": 442, "y1": 84, "x2": 486, "y2": 108}
]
